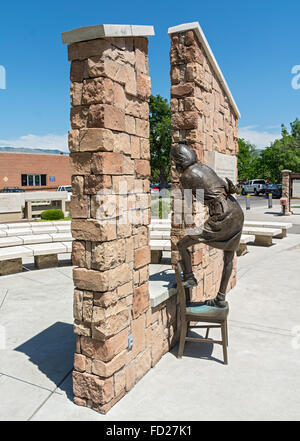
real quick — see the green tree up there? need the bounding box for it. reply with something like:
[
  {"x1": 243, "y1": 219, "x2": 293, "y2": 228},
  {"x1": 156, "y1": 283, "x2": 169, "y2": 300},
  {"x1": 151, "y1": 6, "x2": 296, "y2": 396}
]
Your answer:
[
  {"x1": 149, "y1": 94, "x2": 171, "y2": 189},
  {"x1": 238, "y1": 119, "x2": 300, "y2": 183},
  {"x1": 237, "y1": 138, "x2": 260, "y2": 181},
  {"x1": 260, "y1": 120, "x2": 300, "y2": 182}
]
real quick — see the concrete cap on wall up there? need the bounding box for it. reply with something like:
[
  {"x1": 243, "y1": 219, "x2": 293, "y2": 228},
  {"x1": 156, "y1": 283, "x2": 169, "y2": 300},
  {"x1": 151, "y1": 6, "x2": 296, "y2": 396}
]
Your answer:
[
  {"x1": 168, "y1": 22, "x2": 241, "y2": 119},
  {"x1": 62, "y1": 24, "x2": 155, "y2": 45}
]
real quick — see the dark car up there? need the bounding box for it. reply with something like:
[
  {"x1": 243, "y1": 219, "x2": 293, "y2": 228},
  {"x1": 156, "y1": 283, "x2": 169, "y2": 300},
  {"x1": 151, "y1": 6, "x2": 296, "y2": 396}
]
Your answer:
[
  {"x1": 1, "y1": 187, "x2": 25, "y2": 193},
  {"x1": 264, "y1": 184, "x2": 282, "y2": 198}
]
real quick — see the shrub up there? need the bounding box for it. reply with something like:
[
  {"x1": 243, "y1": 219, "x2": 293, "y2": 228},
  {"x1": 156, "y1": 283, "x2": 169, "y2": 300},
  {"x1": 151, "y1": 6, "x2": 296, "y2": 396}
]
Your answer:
[
  {"x1": 40, "y1": 209, "x2": 64, "y2": 220},
  {"x1": 151, "y1": 197, "x2": 172, "y2": 218}
]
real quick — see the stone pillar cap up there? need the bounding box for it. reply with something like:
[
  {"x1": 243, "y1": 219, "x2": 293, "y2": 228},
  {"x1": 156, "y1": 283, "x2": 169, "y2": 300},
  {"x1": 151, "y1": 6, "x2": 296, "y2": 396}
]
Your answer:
[
  {"x1": 168, "y1": 22, "x2": 240, "y2": 119},
  {"x1": 62, "y1": 24, "x2": 155, "y2": 45}
]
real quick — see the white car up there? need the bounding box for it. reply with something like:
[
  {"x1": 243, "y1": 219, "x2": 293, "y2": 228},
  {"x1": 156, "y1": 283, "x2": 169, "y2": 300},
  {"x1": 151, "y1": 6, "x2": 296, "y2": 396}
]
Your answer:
[
  {"x1": 57, "y1": 185, "x2": 72, "y2": 201},
  {"x1": 241, "y1": 179, "x2": 266, "y2": 196}
]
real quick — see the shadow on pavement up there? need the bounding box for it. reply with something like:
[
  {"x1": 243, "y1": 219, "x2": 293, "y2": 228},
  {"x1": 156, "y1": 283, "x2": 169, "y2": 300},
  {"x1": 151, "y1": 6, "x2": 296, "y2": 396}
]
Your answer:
[
  {"x1": 14, "y1": 321, "x2": 75, "y2": 400},
  {"x1": 169, "y1": 330, "x2": 224, "y2": 365}
]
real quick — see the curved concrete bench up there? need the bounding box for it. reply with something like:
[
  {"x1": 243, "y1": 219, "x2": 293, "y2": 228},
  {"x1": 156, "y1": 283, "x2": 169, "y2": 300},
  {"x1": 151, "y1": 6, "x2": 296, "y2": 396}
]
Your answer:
[
  {"x1": 0, "y1": 224, "x2": 71, "y2": 237},
  {"x1": 242, "y1": 227, "x2": 281, "y2": 246},
  {"x1": 0, "y1": 241, "x2": 72, "y2": 276},
  {"x1": 237, "y1": 234, "x2": 255, "y2": 256},
  {"x1": 243, "y1": 221, "x2": 292, "y2": 238},
  {"x1": 0, "y1": 220, "x2": 71, "y2": 229},
  {"x1": 0, "y1": 232, "x2": 73, "y2": 248},
  {"x1": 150, "y1": 233, "x2": 255, "y2": 263}
]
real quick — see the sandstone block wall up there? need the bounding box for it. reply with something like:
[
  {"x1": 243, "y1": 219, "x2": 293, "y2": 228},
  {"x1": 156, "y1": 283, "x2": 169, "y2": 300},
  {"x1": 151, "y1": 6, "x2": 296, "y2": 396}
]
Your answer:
[
  {"x1": 67, "y1": 34, "x2": 156, "y2": 413},
  {"x1": 169, "y1": 25, "x2": 240, "y2": 301}
]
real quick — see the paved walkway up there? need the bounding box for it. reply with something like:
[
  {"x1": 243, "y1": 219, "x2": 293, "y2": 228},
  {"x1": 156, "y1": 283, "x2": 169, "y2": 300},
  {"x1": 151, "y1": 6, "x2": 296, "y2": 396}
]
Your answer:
[{"x1": 0, "y1": 216, "x2": 300, "y2": 420}]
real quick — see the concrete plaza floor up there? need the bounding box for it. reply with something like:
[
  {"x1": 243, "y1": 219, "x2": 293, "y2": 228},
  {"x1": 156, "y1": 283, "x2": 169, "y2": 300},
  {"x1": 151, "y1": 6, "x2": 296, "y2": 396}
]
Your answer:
[{"x1": 0, "y1": 208, "x2": 300, "y2": 420}]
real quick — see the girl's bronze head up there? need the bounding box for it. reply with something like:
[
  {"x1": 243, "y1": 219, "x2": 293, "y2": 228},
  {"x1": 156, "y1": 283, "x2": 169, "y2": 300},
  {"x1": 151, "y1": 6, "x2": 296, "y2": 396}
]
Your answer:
[{"x1": 170, "y1": 143, "x2": 197, "y2": 173}]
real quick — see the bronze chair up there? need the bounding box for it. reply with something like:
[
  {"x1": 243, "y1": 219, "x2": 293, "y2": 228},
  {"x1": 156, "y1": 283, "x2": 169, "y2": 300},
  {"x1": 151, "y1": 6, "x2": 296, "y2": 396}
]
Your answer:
[{"x1": 175, "y1": 263, "x2": 229, "y2": 364}]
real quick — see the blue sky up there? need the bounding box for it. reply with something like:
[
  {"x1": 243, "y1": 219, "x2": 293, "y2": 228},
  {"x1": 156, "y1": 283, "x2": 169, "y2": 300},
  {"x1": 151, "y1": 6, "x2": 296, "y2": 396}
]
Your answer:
[{"x1": 0, "y1": 0, "x2": 299, "y2": 151}]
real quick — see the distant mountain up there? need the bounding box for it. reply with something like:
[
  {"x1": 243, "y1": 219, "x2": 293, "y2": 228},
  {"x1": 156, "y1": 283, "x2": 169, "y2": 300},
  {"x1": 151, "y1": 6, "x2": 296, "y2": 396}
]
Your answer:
[{"x1": 0, "y1": 146, "x2": 68, "y2": 155}]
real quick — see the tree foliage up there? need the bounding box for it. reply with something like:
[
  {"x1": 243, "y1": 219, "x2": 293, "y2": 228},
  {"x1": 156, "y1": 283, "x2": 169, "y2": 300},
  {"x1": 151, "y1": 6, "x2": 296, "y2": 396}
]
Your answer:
[
  {"x1": 149, "y1": 94, "x2": 171, "y2": 188},
  {"x1": 238, "y1": 119, "x2": 300, "y2": 183}
]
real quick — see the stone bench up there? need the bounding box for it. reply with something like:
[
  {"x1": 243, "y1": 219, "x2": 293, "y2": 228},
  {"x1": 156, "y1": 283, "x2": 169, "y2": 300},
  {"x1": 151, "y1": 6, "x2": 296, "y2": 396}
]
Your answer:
[
  {"x1": 0, "y1": 241, "x2": 72, "y2": 276},
  {"x1": 150, "y1": 239, "x2": 171, "y2": 263},
  {"x1": 243, "y1": 221, "x2": 292, "y2": 238},
  {"x1": 0, "y1": 232, "x2": 73, "y2": 248},
  {"x1": 150, "y1": 233, "x2": 255, "y2": 263},
  {"x1": 242, "y1": 227, "x2": 282, "y2": 246},
  {"x1": 237, "y1": 234, "x2": 255, "y2": 256},
  {"x1": 0, "y1": 220, "x2": 71, "y2": 229},
  {"x1": 0, "y1": 223, "x2": 71, "y2": 238}
]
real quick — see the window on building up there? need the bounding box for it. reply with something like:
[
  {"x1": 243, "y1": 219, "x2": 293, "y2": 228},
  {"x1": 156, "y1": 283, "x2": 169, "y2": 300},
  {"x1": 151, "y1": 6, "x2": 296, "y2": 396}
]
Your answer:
[{"x1": 21, "y1": 174, "x2": 47, "y2": 186}]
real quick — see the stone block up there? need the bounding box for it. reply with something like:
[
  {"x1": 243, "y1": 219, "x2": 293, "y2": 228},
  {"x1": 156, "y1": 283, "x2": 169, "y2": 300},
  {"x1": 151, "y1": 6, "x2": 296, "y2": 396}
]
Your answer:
[
  {"x1": 81, "y1": 328, "x2": 129, "y2": 362},
  {"x1": 92, "y1": 349, "x2": 127, "y2": 377},
  {"x1": 0, "y1": 258, "x2": 22, "y2": 276},
  {"x1": 70, "y1": 106, "x2": 89, "y2": 129},
  {"x1": 91, "y1": 152, "x2": 123, "y2": 175},
  {"x1": 70, "y1": 195, "x2": 89, "y2": 219},
  {"x1": 171, "y1": 83, "x2": 194, "y2": 98},
  {"x1": 135, "y1": 348, "x2": 151, "y2": 382},
  {"x1": 92, "y1": 309, "x2": 130, "y2": 340},
  {"x1": 74, "y1": 353, "x2": 86, "y2": 372},
  {"x1": 73, "y1": 263, "x2": 131, "y2": 292},
  {"x1": 34, "y1": 254, "x2": 58, "y2": 269},
  {"x1": 70, "y1": 60, "x2": 86, "y2": 82},
  {"x1": 84, "y1": 175, "x2": 112, "y2": 195},
  {"x1": 68, "y1": 38, "x2": 111, "y2": 61},
  {"x1": 73, "y1": 371, "x2": 114, "y2": 405},
  {"x1": 151, "y1": 250, "x2": 162, "y2": 264},
  {"x1": 171, "y1": 111, "x2": 198, "y2": 129},
  {"x1": 88, "y1": 104, "x2": 125, "y2": 131},
  {"x1": 135, "y1": 159, "x2": 150, "y2": 178},
  {"x1": 132, "y1": 282, "x2": 149, "y2": 318},
  {"x1": 71, "y1": 219, "x2": 116, "y2": 242},
  {"x1": 134, "y1": 246, "x2": 150, "y2": 269},
  {"x1": 70, "y1": 82, "x2": 83, "y2": 107},
  {"x1": 70, "y1": 152, "x2": 91, "y2": 175},
  {"x1": 91, "y1": 239, "x2": 126, "y2": 271},
  {"x1": 114, "y1": 368, "x2": 126, "y2": 395},
  {"x1": 78, "y1": 128, "x2": 114, "y2": 152},
  {"x1": 137, "y1": 72, "x2": 151, "y2": 100},
  {"x1": 82, "y1": 77, "x2": 113, "y2": 105},
  {"x1": 135, "y1": 119, "x2": 149, "y2": 138}
]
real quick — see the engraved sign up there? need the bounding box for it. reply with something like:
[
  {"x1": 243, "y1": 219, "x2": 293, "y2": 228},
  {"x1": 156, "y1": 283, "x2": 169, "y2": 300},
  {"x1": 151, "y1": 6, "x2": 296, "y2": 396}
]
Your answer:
[
  {"x1": 292, "y1": 179, "x2": 300, "y2": 198},
  {"x1": 0, "y1": 194, "x2": 22, "y2": 214},
  {"x1": 204, "y1": 151, "x2": 237, "y2": 184}
]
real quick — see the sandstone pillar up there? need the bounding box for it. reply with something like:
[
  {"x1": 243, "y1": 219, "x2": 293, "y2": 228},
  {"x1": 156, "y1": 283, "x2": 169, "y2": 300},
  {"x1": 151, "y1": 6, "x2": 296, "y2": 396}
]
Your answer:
[
  {"x1": 168, "y1": 22, "x2": 240, "y2": 302},
  {"x1": 281, "y1": 169, "x2": 292, "y2": 215},
  {"x1": 62, "y1": 24, "x2": 154, "y2": 413}
]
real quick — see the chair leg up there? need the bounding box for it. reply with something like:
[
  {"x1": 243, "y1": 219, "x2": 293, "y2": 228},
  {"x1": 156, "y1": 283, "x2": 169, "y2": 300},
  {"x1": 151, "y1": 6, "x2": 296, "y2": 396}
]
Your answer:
[
  {"x1": 225, "y1": 320, "x2": 229, "y2": 347},
  {"x1": 177, "y1": 321, "x2": 187, "y2": 359},
  {"x1": 221, "y1": 322, "x2": 228, "y2": 365},
  {"x1": 205, "y1": 327, "x2": 210, "y2": 339}
]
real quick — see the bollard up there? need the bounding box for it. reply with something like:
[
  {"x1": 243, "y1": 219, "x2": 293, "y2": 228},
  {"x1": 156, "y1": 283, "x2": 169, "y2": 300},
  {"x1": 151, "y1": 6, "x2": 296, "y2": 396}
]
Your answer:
[
  {"x1": 246, "y1": 194, "x2": 250, "y2": 210},
  {"x1": 268, "y1": 193, "x2": 272, "y2": 209}
]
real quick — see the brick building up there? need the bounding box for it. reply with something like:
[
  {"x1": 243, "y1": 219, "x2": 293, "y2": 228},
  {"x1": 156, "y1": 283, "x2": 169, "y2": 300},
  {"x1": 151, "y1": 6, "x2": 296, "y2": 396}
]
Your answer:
[{"x1": 0, "y1": 152, "x2": 71, "y2": 191}]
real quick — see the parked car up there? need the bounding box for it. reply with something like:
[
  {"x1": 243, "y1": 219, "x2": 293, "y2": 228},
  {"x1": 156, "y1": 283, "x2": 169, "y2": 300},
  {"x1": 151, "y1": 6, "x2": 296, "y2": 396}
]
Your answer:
[
  {"x1": 0, "y1": 187, "x2": 25, "y2": 193},
  {"x1": 241, "y1": 179, "x2": 266, "y2": 196},
  {"x1": 57, "y1": 185, "x2": 72, "y2": 193},
  {"x1": 264, "y1": 184, "x2": 282, "y2": 198},
  {"x1": 150, "y1": 183, "x2": 160, "y2": 194}
]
